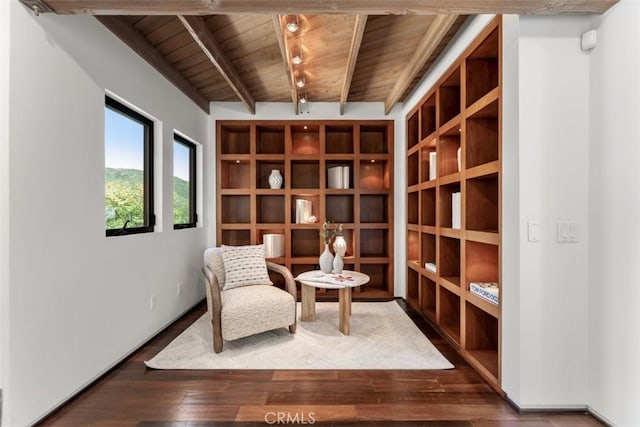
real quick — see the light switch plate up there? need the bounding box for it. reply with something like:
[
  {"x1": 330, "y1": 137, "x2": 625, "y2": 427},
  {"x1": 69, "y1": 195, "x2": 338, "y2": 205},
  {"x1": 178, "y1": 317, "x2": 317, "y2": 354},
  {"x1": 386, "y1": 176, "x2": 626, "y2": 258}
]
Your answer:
[
  {"x1": 557, "y1": 221, "x2": 578, "y2": 243},
  {"x1": 527, "y1": 221, "x2": 540, "y2": 242}
]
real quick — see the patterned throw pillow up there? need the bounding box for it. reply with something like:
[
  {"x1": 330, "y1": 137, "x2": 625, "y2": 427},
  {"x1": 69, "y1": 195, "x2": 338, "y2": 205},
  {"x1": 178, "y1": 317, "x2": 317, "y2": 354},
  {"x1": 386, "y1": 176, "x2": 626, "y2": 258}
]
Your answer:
[{"x1": 221, "y1": 244, "x2": 273, "y2": 290}]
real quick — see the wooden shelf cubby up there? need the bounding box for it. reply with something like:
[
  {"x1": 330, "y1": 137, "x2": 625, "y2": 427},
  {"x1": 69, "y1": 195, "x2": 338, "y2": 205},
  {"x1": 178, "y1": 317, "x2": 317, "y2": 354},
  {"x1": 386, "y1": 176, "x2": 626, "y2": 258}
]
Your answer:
[
  {"x1": 438, "y1": 182, "x2": 462, "y2": 229},
  {"x1": 466, "y1": 99, "x2": 499, "y2": 169},
  {"x1": 256, "y1": 125, "x2": 285, "y2": 154},
  {"x1": 466, "y1": 26, "x2": 499, "y2": 108},
  {"x1": 407, "y1": 268, "x2": 420, "y2": 308},
  {"x1": 221, "y1": 195, "x2": 250, "y2": 223},
  {"x1": 420, "y1": 276, "x2": 437, "y2": 320},
  {"x1": 360, "y1": 194, "x2": 389, "y2": 223},
  {"x1": 291, "y1": 125, "x2": 320, "y2": 155},
  {"x1": 325, "y1": 195, "x2": 354, "y2": 224},
  {"x1": 408, "y1": 191, "x2": 419, "y2": 226},
  {"x1": 421, "y1": 232, "x2": 436, "y2": 266},
  {"x1": 217, "y1": 120, "x2": 394, "y2": 300},
  {"x1": 221, "y1": 229, "x2": 250, "y2": 246},
  {"x1": 407, "y1": 151, "x2": 419, "y2": 188},
  {"x1": 220, "y1": 160, "x2": 251, "y2": 189},
  {"x1": 359, "y1": 159, "x2": 389, "y2": 189},
  {"x1": 439, "y1": 286, "x2": 461, "y2": 344},
  {"x1": 360, "y1": 124, "x2": 389, "y2": 154},
  {"x1": 421, "y1": 94, "x2": 437, "y2": 139},
  {"x1": 256, "y1": 160, "x2": 285, "y2": 189},
  {"x1": 421, "y1": 188, "x2": 436, "y2": 226},
  {"x1": 438, "y1": 124, "x2": 462, "y2": 178},
  {"x1": 256, "y1": 195, "x2": 285, "y2": 224},
  {"x1": 325, "y1": 125, "x2": 354, "y2": 154},
  {"x1": 407, "y1": 111, "x2": 419, "y2": 150},
  {"x1": 219, "y1": 125, "x2": 250, "y2": 154},
  {"x1": 407, "y1": 229, "x2": 419, "y2": 264},
  {"x1": 438, "y1": 68, "x2": 461, "y2": 127},
  {"x1": 420, "y1": 143, "x2": 437, "y2": 183},
  {"x1": 405, "y1": 17, "x2": 502, "y2": 389},
  {"x1": 466, "y1": 174, "x2": 499, "y2": 233},
  {"x1": 291, "y1": 161, "x2": 320, "y2": 188}
]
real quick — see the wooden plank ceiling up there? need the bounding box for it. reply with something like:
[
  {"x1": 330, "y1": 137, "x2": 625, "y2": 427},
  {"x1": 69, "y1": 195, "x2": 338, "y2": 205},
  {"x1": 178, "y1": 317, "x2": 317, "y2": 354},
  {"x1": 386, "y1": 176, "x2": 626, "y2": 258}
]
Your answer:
[{"x1": 23, "y1": 0, "x2": 618, "y2": 114}]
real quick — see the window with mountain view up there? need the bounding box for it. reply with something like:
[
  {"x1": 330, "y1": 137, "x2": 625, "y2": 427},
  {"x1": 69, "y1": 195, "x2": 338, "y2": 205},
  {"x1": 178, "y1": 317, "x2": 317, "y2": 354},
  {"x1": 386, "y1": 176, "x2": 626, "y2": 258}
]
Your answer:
[
  {"x1": 173, "y1": 134, "x2": 197, "y2": 229},
  {"x1": 104, "y1": 96, "x2": 155, "y2": 236}
]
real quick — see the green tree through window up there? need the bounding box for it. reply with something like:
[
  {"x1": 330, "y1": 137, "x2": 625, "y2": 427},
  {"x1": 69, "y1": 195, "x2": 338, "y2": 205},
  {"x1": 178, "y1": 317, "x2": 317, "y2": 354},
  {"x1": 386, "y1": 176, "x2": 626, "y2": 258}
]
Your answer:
[
  {"x1": 173, "y1": 134, "x2": 197, "y2": 229},
  {"x1": 104, "y1": 96, "x2": 154, "y2": 236}
]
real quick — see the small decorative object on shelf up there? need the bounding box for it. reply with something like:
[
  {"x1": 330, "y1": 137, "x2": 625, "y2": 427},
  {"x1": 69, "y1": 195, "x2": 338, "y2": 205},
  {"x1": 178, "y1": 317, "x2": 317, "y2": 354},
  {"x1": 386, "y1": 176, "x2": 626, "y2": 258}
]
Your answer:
[
  {"x1": 452, "y1": 192, "x2": 461, "y2": 229},
  {"x1": 333, "y1": 224, "x2": 346, "y2": 257},
  {"x1": 429, "y1": 152, "x2": 437, "y2": 180},
  {"x1": 295, "y1": 199, "x2": 312, "y2": 223},
  {"x1": 457, "y1": 147, "x2": 462, "y2": 172},
  {"x1": 268, "y1": 169, "x2": 283, "y2": 189},
  {"x1": 333, "y1": 253, "x2": 344, "y2": 274}
]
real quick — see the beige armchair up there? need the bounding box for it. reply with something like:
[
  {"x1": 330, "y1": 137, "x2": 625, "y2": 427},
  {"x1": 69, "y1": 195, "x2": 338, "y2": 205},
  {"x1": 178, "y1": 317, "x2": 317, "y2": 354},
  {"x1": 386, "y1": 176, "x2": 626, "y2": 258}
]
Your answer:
[{"x1": 202, "y1": 247, "x2": 297, "y2": 353}]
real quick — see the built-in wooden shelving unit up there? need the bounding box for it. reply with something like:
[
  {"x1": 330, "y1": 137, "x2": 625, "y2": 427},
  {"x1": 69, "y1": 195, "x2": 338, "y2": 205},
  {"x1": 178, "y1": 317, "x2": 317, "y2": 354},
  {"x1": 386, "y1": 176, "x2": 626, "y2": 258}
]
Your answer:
[
  {"x1": 217, "y1": 120, "x2": 394, "y2": 300},
  {"x1": 406, "y1": 17, "x2": 502, "y2": 389}
]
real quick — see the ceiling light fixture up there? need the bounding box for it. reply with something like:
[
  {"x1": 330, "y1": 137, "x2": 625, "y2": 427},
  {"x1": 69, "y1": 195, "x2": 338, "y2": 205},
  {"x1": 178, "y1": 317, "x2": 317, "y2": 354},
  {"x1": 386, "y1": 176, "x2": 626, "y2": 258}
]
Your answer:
[
  {"x1": 286, "y1": 16, "x2": 299, "y2": 33},
  {"x1": 292, "y1": 54, "x2": 303, "y2": 65},
  {"x1": 296, "y1": 77, "x2": 306, "y2": 88},
  {"x1": 299, "y1": 95, "x2": 307, "y2": 104}
]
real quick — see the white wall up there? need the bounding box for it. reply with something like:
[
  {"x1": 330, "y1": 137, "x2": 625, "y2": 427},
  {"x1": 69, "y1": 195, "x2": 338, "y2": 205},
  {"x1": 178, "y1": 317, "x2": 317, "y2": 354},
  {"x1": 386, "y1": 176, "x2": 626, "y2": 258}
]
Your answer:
[
  {"x1": 209, "y1": 101, "x2": 407, "y2": 296},
  {"x1": 588, "y1": 1, "x2": 640, "y2": 425},
  {"x1": 0, "y1": 0, "x2": 11, "y2": 408},
  {"x1": 516, "y1": 15, "x2": 591, "y2": 407},
  {"x1": 6, "y1": 4, "x2": 209, "y2": 426}
]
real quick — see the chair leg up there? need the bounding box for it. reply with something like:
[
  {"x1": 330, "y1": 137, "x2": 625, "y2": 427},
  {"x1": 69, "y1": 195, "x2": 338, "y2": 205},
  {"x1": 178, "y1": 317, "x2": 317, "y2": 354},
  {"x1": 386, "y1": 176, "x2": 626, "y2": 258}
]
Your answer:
[
  {"x1": 213, "y1": 319, "x2": 223, "y2": 353},
  {"x1": 289, "y1": 323, "x2": 296, "y2": 333}
]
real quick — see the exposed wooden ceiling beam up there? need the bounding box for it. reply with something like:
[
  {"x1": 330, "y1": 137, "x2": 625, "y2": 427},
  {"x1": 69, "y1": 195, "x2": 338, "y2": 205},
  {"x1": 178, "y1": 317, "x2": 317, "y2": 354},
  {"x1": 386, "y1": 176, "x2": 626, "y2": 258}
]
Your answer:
[
  {"x1": 95, "y1": 16, "x2": 210, "y2": 113},
  {"x1": 339, "y1": 15, "x2": 367, "y2": 115},
  {"x1": 179, "y1": 16, "x2": 256, "y2": 114},
  {"x1": 384, "y1": 14, "x2": 458, "y2": 115},
  {"x1": 273, "y1": 15, "x2": 299, "y2": 115},
  {"x1": 27, "y1": 0, "x2": 618, "y2": 15}
]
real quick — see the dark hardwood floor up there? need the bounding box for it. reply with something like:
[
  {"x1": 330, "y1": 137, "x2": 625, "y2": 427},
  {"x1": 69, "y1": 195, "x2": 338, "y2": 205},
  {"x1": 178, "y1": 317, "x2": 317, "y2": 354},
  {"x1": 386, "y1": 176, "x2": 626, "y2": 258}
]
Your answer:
[{"x1": 38, "y1": 300, "x2": 603, "y2": 427}]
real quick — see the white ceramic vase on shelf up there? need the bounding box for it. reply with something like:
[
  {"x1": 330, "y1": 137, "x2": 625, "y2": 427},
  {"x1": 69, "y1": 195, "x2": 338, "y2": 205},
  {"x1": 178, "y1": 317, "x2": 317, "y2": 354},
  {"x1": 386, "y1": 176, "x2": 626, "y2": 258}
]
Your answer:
[
  {"x1": 319, "y1": 244, "x2": 334, "y2": 274},
  {"x1": 332, "y1": 253, "x2": 344, "y2": 274},
  {"x1": 333, "y1": 235, "x2": 347, "y2": 257},
  {"x1": 268, "y1": 169, "x2": 283, "y2": 189}
]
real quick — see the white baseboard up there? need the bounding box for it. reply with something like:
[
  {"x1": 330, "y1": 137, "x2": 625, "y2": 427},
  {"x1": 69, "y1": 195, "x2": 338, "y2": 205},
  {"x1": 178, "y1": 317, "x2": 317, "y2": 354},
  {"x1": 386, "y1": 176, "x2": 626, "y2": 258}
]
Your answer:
[
  {"x1": 586, "y1": 406, "x2": 614, "y2": 427},
  {"x1": 506, "y1": 396, "x2": 614, "y2": 426}
]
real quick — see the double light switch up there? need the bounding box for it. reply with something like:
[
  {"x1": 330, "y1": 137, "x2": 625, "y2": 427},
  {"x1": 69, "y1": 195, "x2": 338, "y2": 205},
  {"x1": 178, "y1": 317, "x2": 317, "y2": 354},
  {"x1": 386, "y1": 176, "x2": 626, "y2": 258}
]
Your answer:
[{"x1": 527, "y1": 220, "x2": 578, "y2": 243}]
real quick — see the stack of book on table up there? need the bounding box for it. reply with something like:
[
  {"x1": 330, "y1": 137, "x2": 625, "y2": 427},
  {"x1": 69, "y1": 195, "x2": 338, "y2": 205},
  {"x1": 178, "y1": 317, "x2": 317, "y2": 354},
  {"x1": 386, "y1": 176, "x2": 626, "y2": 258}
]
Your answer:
[{"x1": 469, "y1": 282, "x2": 499, "y2": 305}]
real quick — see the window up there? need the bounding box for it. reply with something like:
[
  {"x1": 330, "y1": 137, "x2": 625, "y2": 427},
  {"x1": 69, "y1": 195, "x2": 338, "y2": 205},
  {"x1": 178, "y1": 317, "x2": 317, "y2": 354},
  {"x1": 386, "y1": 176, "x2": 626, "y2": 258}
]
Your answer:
[
  {"x1": 104, "y1": 96, "x2": 155, "y2": 236},
  {"x1": 173, "y1": 134, "x2": 197, "y2": 229}
]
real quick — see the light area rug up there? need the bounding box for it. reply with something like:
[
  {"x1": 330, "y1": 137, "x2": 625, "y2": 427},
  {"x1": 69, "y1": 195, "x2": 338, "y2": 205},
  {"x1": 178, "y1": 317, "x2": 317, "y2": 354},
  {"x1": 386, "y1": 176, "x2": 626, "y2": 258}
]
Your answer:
[{"x1": 145, "y1": 301, "x2": 454, "y2": 370}]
